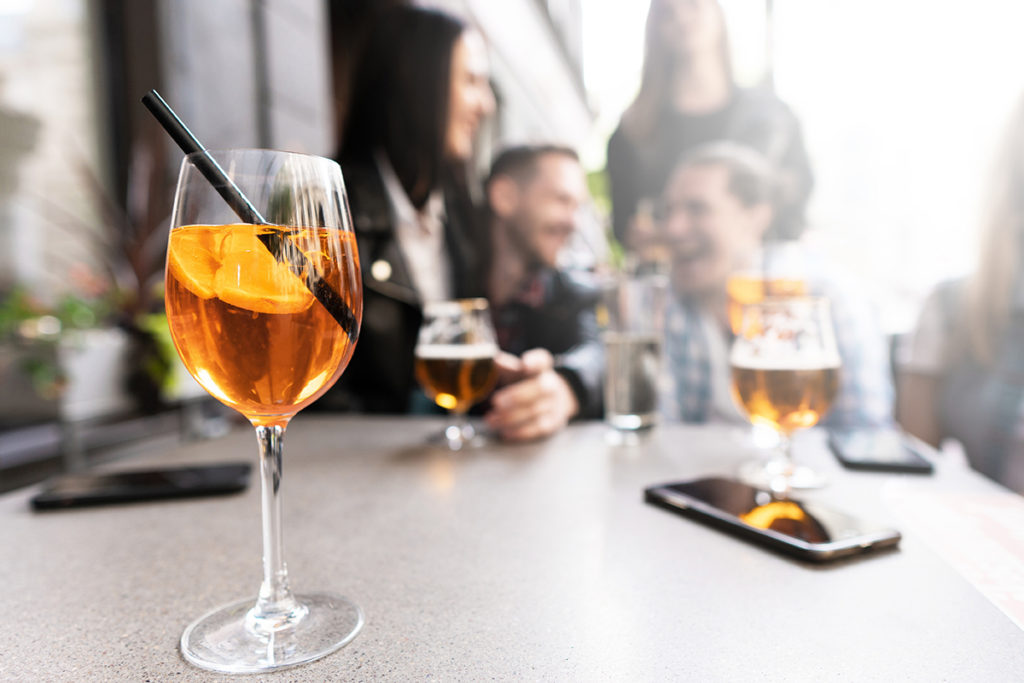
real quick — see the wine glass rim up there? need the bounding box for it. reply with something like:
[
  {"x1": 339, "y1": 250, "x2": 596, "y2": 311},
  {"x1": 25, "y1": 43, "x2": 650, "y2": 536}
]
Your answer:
[
  {"x1": 185, "y1": 147, "x2": 340, "y2": 168},
  {"x1": 748, "y1": 294, "x2": 830, "y2": 308}
]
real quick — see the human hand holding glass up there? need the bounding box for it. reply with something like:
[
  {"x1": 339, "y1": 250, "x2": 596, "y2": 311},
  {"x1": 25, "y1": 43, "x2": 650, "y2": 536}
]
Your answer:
[
  {"x1": 485, "y1": 348, "x2": 579, "y2": 442},
  {"x1": 414, "y1": 298, "x2": 498, "y2": 450},
  {"x1": 165, "y1": 148, "x2": 363, "y2": 672},
  {"x1": 730, "y1": 297, "x2": 840, "y2": 494}
]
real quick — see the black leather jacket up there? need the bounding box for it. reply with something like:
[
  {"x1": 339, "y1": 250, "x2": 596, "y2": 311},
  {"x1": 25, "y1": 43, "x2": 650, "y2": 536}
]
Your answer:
[
  {"x1": 312, "y1": 157, "x2": 486, "y2": 413},
  {"x1": 492, "y1": 268, "x2": 605, "y2": 419}
]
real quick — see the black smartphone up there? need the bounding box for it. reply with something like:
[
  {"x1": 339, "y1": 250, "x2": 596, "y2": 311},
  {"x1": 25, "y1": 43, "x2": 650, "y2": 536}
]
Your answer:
[
  {"x1": 644, "y1": 477, "x2": 901, "y2": 562},
  {"x1": 30, "y1": 462, "x2": 251, "y2": 510},
  {"x1": 828, "y1": 428, "x2": 934, "y2": 474}
]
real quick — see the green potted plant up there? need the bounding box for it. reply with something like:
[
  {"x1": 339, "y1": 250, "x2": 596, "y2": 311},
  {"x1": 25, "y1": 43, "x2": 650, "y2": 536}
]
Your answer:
[{"x1": 1, "y1": 129, "x2": 181, "y2": 424}]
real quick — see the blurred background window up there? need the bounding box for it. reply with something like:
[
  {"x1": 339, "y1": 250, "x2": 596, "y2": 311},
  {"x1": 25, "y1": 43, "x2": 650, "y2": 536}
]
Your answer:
[
  {"x1": 0, "y1": 0, "x2": 106, "y2": 297},
  {"x1": 772, "y1": 0, "x2": 1024, "y2": 332}
]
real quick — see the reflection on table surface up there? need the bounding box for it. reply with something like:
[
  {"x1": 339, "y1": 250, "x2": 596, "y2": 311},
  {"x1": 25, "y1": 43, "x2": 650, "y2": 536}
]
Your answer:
[{"x1": 3, "y1": 416, "x2": 1024, "y2": 681}]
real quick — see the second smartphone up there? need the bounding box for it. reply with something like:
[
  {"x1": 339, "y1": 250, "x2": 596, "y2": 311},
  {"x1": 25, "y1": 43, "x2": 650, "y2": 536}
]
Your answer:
[
  {"x1": 828, "y1": 428, "x2": 934, "y2": 474},
  {"x1": 644, "y1": 476, "x2": 902, "y2": 562}
]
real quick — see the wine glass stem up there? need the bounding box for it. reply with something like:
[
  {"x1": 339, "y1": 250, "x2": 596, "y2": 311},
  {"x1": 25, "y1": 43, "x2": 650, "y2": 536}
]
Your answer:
[
  {"x1": 250, "y1": 425, "x2": 305, "y2": 634},
  {"x1": 446, "y1": 411, "x2": 473, "y2": 449},
  {"x1": 766, "y1": 430, "x2": 795, "y2": 497},
  {"x1": 778, "y1": 432, "x2": 793, "y2": 470}
]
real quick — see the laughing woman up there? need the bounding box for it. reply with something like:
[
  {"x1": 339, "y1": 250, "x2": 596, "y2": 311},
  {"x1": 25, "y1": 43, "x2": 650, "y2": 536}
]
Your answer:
[{"x1": 317, "y1": 5, "x2": 496, "y2": 413}]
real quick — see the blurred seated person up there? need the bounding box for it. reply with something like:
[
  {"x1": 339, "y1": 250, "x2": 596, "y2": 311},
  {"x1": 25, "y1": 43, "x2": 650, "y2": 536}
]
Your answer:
[
  {"x1": 657, "y1": 142, "x2": 893, "y2": 427},
  {"x1": 897, "y1": 93, "x2": 1024, "y2": 493},
  {"x1": 482, "y1": 145, "x2": 604, "y2": 440},
  {"x1": 316, "y1": 5, "x2": 495, "y2": 413}
]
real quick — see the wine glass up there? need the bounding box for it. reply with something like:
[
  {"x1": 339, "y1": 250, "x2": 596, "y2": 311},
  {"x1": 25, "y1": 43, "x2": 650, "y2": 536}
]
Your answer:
[
  {"x1": 165, "y1": 149, "x2": 363, "y2": 673},
  {"x1": 730, "y1": 297, "x2": 841, "y2": 495},
  {"x1": 414, "y1": 298, "x2": 498, "y2": 450}
]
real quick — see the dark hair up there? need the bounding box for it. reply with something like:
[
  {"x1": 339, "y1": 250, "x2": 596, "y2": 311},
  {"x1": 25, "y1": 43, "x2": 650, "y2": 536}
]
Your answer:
[
  {"x1": 675, "y1": 140, "x2": 777, "y2": 209},
  {"x1": 623, "y1": 0, "x2": 734, "y2": 142},
  {"x1": 485, "y1": 144, "x2": 579, "y2": 190},
  {"x1": 338, "y1": 6, "x2": 466, "y2": 209}
]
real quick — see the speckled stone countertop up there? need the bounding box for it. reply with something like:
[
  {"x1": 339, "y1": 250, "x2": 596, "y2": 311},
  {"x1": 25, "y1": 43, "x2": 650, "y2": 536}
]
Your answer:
[{"x1": 2, "y1": 416, "x2": 1024, "y2": 681}]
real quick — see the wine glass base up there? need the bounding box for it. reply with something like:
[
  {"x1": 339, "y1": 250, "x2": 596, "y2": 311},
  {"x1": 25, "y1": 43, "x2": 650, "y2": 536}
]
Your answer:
[
  {"x1": 427, "y1": 422, "x2": 486, "y2": 451},
  {"x1": 604, "y1": 425, "x2": 655, "y2": 446},
  {"x1": 737, "y1": 459, "x2": 826, "y2": 494},
  {"x1": 180, "y1": 592, "x2": 363, "y2": 674}
]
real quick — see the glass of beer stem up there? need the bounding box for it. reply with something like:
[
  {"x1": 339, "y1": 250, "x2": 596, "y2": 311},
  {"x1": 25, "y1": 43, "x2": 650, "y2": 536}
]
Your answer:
[
  {"x1": 165, "y1": 149, "x2": 363, "y2": 673},
  {"x1": 730, "y1": 297, "x2": 840, "y2": 494},
  {"x1": 415, "y1": 298, "x2": 499, "y2": 450}
]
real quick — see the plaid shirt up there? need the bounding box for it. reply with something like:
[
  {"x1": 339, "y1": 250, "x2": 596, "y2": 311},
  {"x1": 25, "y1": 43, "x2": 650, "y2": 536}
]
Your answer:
[
  {"x1": 664, "y1": 296, "x2": 714, "y2": 422},
  {"x1": 663, "y1": 271, "x2": 894, "y2": 428}
]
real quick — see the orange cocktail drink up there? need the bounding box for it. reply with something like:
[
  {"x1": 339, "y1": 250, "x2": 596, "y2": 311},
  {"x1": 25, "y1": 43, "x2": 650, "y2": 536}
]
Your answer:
[{"x1": 165, "y1": 223, "x2": 361, "y2": 427}]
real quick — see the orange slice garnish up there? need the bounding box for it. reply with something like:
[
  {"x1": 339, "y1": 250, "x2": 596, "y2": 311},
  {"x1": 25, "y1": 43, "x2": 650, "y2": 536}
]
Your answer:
[
  {"x1": 170, "y1": 224, "x2": 314, "y2": 314},
  {"x1": 168, "y1": 225, "x2": 222, "y2": 299}
]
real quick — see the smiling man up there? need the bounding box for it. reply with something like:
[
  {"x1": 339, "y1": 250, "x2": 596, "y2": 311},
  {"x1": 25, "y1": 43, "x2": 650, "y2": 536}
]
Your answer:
[
  {"x1": 657, "y1": 141, "x2": 893, "y2": 427},
  {"x1": 661, "y1": 146, "x2": 774, "y2": 308},
  {"x1": 483, "y1": 144, "x2": 604, "y2": 440}
]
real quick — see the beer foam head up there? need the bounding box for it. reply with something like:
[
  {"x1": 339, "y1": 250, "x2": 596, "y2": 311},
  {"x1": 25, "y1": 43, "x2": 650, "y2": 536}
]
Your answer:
[
  {"x1": 415, "y1": 343, "x2": 497, "y2": 359},
  {"x1": 423, "y1": 298, "x2": 489, "y2": 316},
  {"x1": 730, "y1": 346, "x2": 841, "y2": 370}
]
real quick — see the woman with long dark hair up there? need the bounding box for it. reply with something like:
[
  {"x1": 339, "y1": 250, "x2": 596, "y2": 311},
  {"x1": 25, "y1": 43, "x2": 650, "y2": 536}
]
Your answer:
[
  {"x1": 319, "y1": 5, "x2": 495, "y2": 413},
  {"x1": 607, "y1": 0, "x2": 813, "y2": 247}
]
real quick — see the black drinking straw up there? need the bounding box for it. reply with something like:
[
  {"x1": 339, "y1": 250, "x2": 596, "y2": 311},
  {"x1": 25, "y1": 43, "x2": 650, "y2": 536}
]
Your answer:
[
  {"x1": 142, "y1": 90, "x2": 266, "y2": 225},
  {"x1": 142, "y1": 89, "x2": 358, "y2": 341}
]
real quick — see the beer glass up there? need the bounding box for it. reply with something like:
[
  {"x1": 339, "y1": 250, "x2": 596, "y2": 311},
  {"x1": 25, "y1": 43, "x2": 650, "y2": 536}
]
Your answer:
[
  {"x1": 414, "y1": 298, "x2": 498, "y2": 450},
  {"x1": 730, "y1": 297, "x2": 840, "y2": 493},
  {"x1": 166, "y1": 149, "x2": 363, "y2": 672}
]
